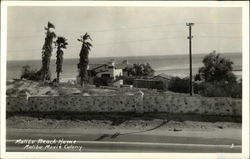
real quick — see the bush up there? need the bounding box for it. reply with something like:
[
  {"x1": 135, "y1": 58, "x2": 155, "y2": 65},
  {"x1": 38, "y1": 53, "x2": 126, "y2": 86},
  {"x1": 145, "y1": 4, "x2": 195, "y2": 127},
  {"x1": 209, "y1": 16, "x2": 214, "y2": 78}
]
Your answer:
[
  {"x1": 20, "y1": 65, "x2": 40, "y2": 81},
  {"x1": 227, "y1": 81, "x2": 242, "y2": 98},
  {"x1": 168, "y1": 76, "x2": 241, "y2": 98},
  {"x1": 122, "y1": 77, "x2": 135, "y2": 85},
  {"x1": 168, "y1": 77, "x2": 190, "y2": 93},
  {"x1": 195, "y1": 51, "x2": 236, "y2": 83},
  {"x1": 93, "y1": 77, "x2": 113, "y2": 87},
  {"x1": 193, "y1": 81, "x2": 242, "y2": 98}
]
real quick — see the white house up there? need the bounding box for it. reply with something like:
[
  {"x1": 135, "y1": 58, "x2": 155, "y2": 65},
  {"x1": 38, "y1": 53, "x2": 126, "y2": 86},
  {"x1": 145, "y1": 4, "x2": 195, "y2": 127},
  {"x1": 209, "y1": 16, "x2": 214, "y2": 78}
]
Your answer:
[{"x1": 88, "y1": 59, "x2": 123, "y2": 80}]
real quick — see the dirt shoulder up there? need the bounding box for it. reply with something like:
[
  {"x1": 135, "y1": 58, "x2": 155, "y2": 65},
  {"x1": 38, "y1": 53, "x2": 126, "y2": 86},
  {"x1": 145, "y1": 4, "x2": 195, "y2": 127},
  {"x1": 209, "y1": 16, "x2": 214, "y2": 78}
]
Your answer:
[{"x1": 7, "y1": 114, "x2": 241, "y2": 133}]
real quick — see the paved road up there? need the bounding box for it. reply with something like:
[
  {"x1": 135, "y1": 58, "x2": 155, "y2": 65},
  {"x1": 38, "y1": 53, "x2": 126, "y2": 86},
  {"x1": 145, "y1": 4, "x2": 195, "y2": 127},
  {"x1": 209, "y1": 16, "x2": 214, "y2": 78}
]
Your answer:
[{"x1": 6, "y1": 128, "x2": 241, "y2": 153}]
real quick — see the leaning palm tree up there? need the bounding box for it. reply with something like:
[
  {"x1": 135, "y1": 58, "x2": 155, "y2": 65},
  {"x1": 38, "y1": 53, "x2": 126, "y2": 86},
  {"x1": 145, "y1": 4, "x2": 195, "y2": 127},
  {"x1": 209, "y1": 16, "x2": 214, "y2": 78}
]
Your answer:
[
  {"x1": 55, "y1": 36, "x2": 68, "y2": 83},
  {"x1": 37, "y1": 22, "x2": 56, "y2": 81},
  {"x1": 77, "y1": 33, "x2": 92, "y2": 86}
]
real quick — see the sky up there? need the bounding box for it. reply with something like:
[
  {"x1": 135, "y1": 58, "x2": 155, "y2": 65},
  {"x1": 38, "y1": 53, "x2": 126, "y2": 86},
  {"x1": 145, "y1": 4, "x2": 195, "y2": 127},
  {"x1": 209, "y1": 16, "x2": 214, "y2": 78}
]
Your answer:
[{"x1": 7, "y1": 6, "x2": 242, "y2": 61}]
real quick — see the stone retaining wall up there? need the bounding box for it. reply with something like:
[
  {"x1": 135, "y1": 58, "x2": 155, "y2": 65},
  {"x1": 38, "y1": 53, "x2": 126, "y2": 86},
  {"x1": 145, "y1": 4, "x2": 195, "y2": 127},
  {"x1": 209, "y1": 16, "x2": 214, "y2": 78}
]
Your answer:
[
  {"x1": 143, "y1": 95, "x2": 241, "y2": 116},
  {"x1": 6, "y1": 94, "x2": 241, "y2": 116},
  {"x1": 7, "y1": 95, "x2": 143, "y2": 113},
  {"x1": 6, "y1": 97, "x2": 28, "y2": 112}
]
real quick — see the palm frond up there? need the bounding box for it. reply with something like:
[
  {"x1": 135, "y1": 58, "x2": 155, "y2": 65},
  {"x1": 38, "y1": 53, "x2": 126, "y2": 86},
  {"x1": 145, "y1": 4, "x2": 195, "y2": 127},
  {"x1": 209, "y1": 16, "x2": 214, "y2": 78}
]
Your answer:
[
  {"x1": 82, "y1": 32, "x2": 92, "y2": 41},
  {"x1": 47, "y1": 21, "x2": 55, "y2": 29},
  {"x1": 85, "y1": 42, "x2": 93, "y2": 47},
  {"x1": 55, "y1": 36, "x2": 68, "y2": 49}
]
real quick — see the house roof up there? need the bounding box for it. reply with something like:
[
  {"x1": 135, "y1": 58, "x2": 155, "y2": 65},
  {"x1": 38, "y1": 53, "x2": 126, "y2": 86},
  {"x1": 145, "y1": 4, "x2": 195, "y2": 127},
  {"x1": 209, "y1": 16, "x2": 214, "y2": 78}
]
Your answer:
[
  {"x1": 88, "y1": 59, "x2": 130, "y2": 71},
  {"x1": 88, "y1": 64, "x2": 107, "y2": 70},
  {"x1": 154, "y1": 73, "x2": 172, "y2": 80}
]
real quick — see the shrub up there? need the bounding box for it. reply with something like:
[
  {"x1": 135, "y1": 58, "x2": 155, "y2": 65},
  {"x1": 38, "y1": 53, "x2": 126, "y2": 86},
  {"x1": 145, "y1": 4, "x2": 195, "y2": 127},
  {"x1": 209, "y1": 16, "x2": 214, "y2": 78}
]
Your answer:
[
  {"x1": 93, "y1": 77, "x2": 113, "y2": 87},
  {"x1": 193, "y1": 51, "x2": 241, "y2": 98},
  {"x1": 168, "y1": 77, "x2": 190, "y2": 93},
  {"x1": 122, "y1": 77, "x2": 135, "y2": 85},
  {"x1": 195, "y1": 51, "x2": 236, "y2": 83},
  {"x1": 193, "y1": 81, "x2": 242, "y2": 98},
  {"x1": 227, "y1": 81, "x2": 242, "y2": 98},
  {"x1": 167, "y1": 76, "x2": 241, "y2": 98},
  {"x1": 20, "y1": 65, "x2": 40, "y2": 81}
]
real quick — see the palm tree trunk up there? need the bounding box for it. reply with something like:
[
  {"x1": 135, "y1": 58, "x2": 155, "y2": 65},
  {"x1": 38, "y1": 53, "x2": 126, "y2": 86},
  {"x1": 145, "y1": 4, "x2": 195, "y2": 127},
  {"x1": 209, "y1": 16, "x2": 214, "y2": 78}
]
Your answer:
[
  {"x1": 80, "y1": 76, "x2": 84, "y2": 86},
  {"x1": 57, "y1": 72, "x2": 60, "y2": 83},
  {"x1": 40, "y1": 32, "x2": 54, "y2": 81}
]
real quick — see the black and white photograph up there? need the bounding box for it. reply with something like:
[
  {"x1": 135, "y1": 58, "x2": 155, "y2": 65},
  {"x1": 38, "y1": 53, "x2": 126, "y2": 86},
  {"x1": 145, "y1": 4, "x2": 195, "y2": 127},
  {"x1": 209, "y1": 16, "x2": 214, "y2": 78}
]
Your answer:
[{"x1": 0, "y1": 1, "x2": 249, "y2": 159}]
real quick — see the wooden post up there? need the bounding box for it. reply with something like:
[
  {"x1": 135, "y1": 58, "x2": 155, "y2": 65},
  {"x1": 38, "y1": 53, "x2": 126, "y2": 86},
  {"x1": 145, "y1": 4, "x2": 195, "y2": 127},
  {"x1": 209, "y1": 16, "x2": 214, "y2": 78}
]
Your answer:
[{"x1": 186, "y1": 23, "x2": 194, "y2": 96}]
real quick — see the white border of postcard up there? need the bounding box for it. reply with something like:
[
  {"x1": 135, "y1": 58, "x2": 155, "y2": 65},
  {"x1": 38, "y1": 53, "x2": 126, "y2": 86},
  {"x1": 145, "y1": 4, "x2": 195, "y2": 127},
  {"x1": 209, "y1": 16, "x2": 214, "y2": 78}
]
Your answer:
[{"x1": 1, "y1": 1, "x2": 249, "y2": 159}]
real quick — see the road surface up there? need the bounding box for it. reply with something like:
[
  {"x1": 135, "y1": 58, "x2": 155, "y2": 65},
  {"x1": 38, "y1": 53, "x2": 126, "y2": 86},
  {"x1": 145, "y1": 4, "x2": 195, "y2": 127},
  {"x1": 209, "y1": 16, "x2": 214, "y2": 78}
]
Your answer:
[{"x1": 6, "y1": 128, "x2": 241, "y2": 153}]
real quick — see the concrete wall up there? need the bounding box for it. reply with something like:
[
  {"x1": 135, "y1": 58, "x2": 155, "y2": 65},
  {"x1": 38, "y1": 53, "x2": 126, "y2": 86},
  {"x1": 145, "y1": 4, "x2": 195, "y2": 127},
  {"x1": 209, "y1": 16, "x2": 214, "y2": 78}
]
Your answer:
[{"x1": 6, "y1": 94, "x2": 241, "y2": 116}]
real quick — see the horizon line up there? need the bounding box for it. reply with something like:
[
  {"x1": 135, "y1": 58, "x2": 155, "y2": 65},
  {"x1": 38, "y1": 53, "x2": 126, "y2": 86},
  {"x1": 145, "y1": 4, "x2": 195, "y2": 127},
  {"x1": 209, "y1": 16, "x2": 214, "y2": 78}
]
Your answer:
[{"x1": 7, "y1": 51, "x2": 242, "y2": 62}]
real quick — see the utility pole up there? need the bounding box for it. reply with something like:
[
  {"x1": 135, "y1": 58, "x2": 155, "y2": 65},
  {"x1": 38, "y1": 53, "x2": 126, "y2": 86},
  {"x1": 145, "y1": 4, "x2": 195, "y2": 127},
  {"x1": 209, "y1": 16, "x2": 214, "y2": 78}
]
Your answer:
[{"x1": 186, "y1": 23, "x2": 194, "y2": 96}]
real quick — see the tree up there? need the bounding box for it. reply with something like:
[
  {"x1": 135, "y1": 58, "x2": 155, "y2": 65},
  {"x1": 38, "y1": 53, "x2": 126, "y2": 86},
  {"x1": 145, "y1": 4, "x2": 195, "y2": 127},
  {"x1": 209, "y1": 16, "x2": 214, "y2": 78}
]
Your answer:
[
  {"x1": 143, "y1": 63, "x2": 155, "y2": 76},
  {"x1": 77, "y1": 33, "x2": 92, "y2": 86},
  {"x1": 20, "y1": 65, "x2": 40, "y2": 81},
  {"x1": 55, "y1": 36, "x2": 68, "y2": 83},
  {"x1": 37, "y1": 22, "x2": 56, "y2": 81},
  {"x1": 125, "y1": 63, "x2": 154, "y2": 77},
  {"x1": 195, "y1": 50, "x2": 236, "y2": 83}
]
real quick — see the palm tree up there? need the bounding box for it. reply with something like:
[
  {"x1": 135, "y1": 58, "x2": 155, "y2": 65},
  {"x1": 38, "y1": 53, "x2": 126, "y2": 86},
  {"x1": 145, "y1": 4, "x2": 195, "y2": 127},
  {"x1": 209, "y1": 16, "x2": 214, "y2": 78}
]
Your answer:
[
  {"x1": 55, "y1": 36, "x2": 68, "y2": 83},
  {"x1": 37, "y1": 22, "x2": 56, "y2": 81},
  {"x1": 77, "y1": 33, "x2": 92, "y2": 86}
]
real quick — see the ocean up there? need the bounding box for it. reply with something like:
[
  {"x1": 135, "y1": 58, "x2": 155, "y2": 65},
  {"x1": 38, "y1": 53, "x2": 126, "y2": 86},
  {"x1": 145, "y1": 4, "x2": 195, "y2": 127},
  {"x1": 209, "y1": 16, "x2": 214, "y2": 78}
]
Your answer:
[{"x1": 7, "y1": 53, "x2": 242, "y2": 81}]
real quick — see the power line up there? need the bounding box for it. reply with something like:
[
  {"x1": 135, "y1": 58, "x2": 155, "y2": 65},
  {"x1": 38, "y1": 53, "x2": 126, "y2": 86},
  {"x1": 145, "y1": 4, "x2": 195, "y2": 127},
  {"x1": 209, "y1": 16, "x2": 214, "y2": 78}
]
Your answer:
[
  {"x1": 8, "y1": 33, "x2": 242, "y2": 40},
  {"x1": 94, "y1": 36, "x2": 185, "y2": 46},
  {"x1": 7, "y1": 22, "x2": 241, "y2": 35},
  {"x1": 77, "y1": 23, "x2": 184, "y2": 32},
  {"x1": 7, "y1": 30, "x2": 184, "y2": 39},
  {"x1": 8, "y1": 34, "x2": 45, "y2": 39},
  {"x1": 7, "y1": 34, "x2": 242, "y2": 53},
  {"x1": 8, "y1": 36, "x2": 186, "y2": 52},
  {"x1": 8, "y1": 23, "x2": 184, "y2": 34}
]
